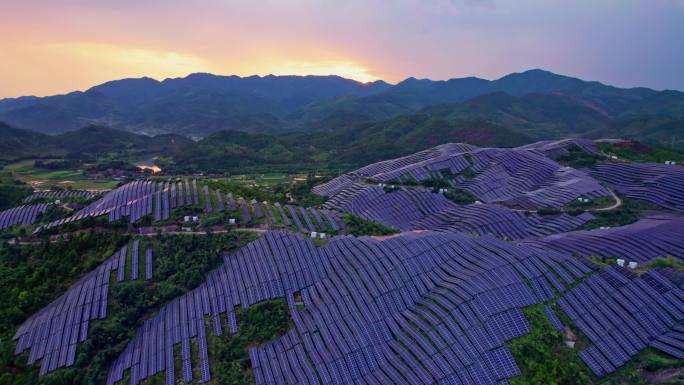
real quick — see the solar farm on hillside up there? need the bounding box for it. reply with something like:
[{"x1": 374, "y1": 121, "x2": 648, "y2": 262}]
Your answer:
[{"x1": 5, "y1": 138, "x2": 684, "y2": 385}]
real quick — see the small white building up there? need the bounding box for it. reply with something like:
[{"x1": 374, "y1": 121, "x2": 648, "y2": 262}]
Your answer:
[
  {"x1": 310, "y1": 231, "x2": 318, "y2": 238},
  {"x1": 319, "y1": 233, "x2": 327, "y2": 239},
  {"x1": 183, "y1": 216, "x2": 190, "y2": 222},
  {"x1": 228, "y1": 218, "x2": 236, "y2": 225},
  {"x1": 192, "y1": 216, "x2": 199, "y2": 222},
  {"x1": 628, "y1": 261, "x2": 638, "y2": 269},
  {"x1": 616, "y1": 258, "x2": 625, "y2": 267}
]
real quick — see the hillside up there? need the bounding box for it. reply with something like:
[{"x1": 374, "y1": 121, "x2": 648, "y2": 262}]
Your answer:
[
  {"x1": 0, "y1": 122, "x2": 193, "y2": 163},
  {"x1": 0, "y1": 74, "x2": 391, "y2": 136},
  {"x1": 170, "y1": 113, "x2": 532, "y2": 173},
  {"x1": 421, "y1": 92, "x2": 612, "y2": 140},
  {"x1": 0, "y1": 122, "x2": 61, "y2": 163},
  {"x1": 3, "y1": 140, "x2": 684, "y2": 385},
  {"x1": 588, "y1": 115, "x2": 684, "y2": 148},
  {"x1": 294, "y1": 69, "x2": 668, "y2": 123},
  {"x1": 1, "y1": 70, "x2": 682, "y2": 149}
]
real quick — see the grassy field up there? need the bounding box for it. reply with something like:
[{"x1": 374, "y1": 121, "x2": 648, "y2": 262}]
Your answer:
[{"x1": 3, "y1": 159, "x2": 119, "y2": 190}]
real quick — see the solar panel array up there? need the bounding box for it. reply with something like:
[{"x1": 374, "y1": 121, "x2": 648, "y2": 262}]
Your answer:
[
  {"x1": 257, "y1": 202, "x2": 342, "y2": 234},
  {"x1": 12, "y1": 139, "x2": 684, "y2": 383},
  {"x1": 0, "y1": 203, "x2": 48, "y2": 231},
  {"x1": 454, "y1": 149, "x2": 609, "y2": 209},
  {"x1": 23, "y1": 190, "x2": 96, "y2": 203},
  {"x1": 12, "y1": 240, "x2": 153, "y2": 376},
  {"x1": 35, "y1": 180, "x2": 163, "y2": 232},
  {"x1": 14, "y1": 256, "x2": 119, "y2": 375},
  {"x1": 354, "y1": 143, "x2": 477, "y2": 183},
  {"x1": 410, "y1": 203, "x2": 594, "y2": 240},
  {"x1": 322, "y1": 185, "x2": 592, "y2": 240},
  {"x1": 32, "y1": 178, "x2": 343, "y2": 232},
  {"x1": 14, "y1": 221, "x2": 684, "y2": 382},
  {"x1": 657, "y1": 268, "x2": 684, "y2": 290},
  {"x1": 592, "y1": 162, "x2": 684, "y2": 212},
  {"x1": 515, "y1": 138, "x2": 599, "y2": 160},
  {"x1": 28, "y1": 176, "x2": 345, "y2": 235},
  {"x1": 101, "y1": 230, "x2": 607, "y2": 385},
  {"x1": 559, "y1": 266, "x2": 684, "y2": 376},
  {"x1": 525, "y1": 214, "x2": 684, "y2": 263},
  {"x1": 315, "y1": 140, "x2": 610, "y2": 209}
]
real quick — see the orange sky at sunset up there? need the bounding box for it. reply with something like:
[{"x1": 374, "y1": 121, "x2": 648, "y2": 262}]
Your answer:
[{"x1": 1, "y1": 0, "x2": 683, "y2": 98}]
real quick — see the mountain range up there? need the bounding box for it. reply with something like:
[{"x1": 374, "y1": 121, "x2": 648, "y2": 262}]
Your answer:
[{"x1": 1, "y1": 69, "x2": 682, "y2": 148}]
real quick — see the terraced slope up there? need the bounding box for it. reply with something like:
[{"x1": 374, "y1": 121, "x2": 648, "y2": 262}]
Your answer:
[
  {"x1": 33, "y1": 179, "x2": 342, "y2": 235},
  {"x1": 315, "y1": 139, "x2": 610, "y2": 210},
  {"x1": 525, "y1": 214, "x2": 684, "y2": 263},
  {"x1": 14, "y1": 227, "x2": 684, "y2": 384},
  {"x1": 9, "y1": 138, "x2": 684, "y2": 385},
  {"x1": 592, "y1": 162, "x2": 684, "y2": 212},
  {"x1": 322, "y1": 185, "x2": 595, "y2": 239}
]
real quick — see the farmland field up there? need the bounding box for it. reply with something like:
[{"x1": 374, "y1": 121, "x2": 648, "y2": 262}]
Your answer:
[{"x1": 3, "y1": 159, "x2": 120, "y2": 190}]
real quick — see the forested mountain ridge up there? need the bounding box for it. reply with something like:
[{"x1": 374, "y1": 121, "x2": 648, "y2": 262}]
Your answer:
[
  {"x1": 0, "y1": 74, "x2": 391, "y2": 137},
  {"x1": 0, "y1": 123, "x2": 192, "y2": 164},
  {"x1": 2, "y1": 69, "x2": 682, "y2": 146}
]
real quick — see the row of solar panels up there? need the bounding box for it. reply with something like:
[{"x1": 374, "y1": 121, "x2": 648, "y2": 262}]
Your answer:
[
  {"x1": 13, "y1": 240, "x2": 154, "y2": 376},
  {"x1": 0, "y1": 203, "x2": 47, "y2": 230},
  {"x1": 592, "y1": 162, "x2": 684, "y2": 212},
  {"x1": 103, "y1": 230, "x2": 602, "y2": 385}
]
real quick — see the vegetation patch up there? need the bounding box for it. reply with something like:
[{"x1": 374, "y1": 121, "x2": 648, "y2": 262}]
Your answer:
[
  {"x1": 342, "y1": 213, "x2": 398, "y2": 237},
  {"x1": 582, "y1": 197, "x2": 653, "y2": 230},
  {"x1": 557, "y1": 144, "x2": 605, "y2": 168},
  {"x1": 444, "y1": 188, "x2": 477, "y2": 204},
  {"x1": 459, "y1": 167, "x2": 478, "y2": 179},
  {"x1": 211, "y1": 299, "x2": 292, "y2": 385},
  {"x1": 508, "y1": 305, "x2": 592, "y2": 385},
  {"x1": 597, "y1": 142, "x2": 684, "y2": 164},
  {"x1": 0, "y1": 231, "x2": 257, "y2": 385},
  {"x1": 648, "y1": 256, "x2": 684, "y2": 270},
  {"x1": 537, "y1": 207, "x2": 563, "y2": 216},
  {"x1": 564, "y1": 196, "x2": 616, "y2": 211},
  {"x1": 0, "y1": 173, "x2": 32, "y2": 210},
  {"x1": 598, "y1": 348, "x2": 684, "y2": 385}
]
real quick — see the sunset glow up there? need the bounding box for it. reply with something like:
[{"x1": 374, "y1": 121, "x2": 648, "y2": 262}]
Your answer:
[
  {"x1": 258, "y1": 60, "x2": 379, "y2": 83},
  {"x1": 1, "y1": 0, "x2": 683, "y2": 97}
]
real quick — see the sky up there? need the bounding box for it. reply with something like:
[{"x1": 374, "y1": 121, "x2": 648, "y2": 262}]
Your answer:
[{"x1": 1, "y1": 0, "x2": 683, "y2": 98}]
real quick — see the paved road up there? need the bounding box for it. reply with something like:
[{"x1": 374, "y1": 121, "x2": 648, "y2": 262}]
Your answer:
[{"x1": 592, "y1": 188, "x2": 622, "y2": 212}]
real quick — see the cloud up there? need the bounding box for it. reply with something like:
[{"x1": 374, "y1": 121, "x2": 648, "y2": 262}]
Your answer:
[
  {"x1": 42, "y1": 42, "x2": 214, "y2": 78},
  {"x1": 0, "y1": 42, "x2": 214, "y2": 97},
  {"x1": 1, "y1": 0, "x2": 683, "y2": 96}
]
